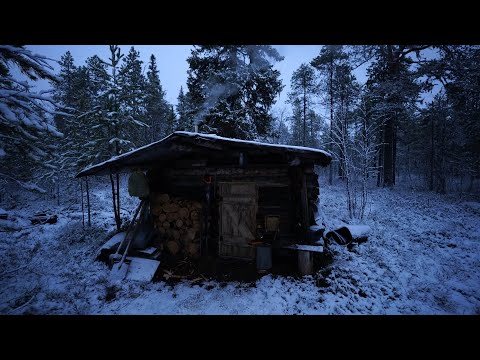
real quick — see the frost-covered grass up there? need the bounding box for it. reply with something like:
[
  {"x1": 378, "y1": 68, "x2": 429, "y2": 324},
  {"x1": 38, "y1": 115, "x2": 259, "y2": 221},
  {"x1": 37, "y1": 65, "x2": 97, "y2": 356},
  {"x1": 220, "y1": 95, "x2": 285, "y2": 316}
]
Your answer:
[{"x1": 1, "y1": 180, "x2": 479, "y2": 314}]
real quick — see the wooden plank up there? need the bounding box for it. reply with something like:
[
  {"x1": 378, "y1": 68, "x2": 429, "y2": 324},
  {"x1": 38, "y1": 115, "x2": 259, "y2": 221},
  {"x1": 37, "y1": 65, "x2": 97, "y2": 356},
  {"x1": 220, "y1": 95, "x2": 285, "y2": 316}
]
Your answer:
[
  {"x1": 219, "y1": 182, "x2": 257, "y2": 259},
  {"x1": 284, "y1": 244, "x2": 323, "y2": 253},
  {"x1": 165, "y1": 167, "x2": 289, "y2": 176},
  {"x1": 137, "y1": 246, "x2": 158, "y2": 255}
]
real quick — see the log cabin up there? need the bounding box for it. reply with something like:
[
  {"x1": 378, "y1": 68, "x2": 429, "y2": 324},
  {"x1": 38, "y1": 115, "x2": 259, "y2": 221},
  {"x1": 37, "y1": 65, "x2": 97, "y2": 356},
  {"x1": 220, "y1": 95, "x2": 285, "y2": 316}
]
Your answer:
[{"x1": 76, "y1": 131, "x2": 331, "y2": 276}]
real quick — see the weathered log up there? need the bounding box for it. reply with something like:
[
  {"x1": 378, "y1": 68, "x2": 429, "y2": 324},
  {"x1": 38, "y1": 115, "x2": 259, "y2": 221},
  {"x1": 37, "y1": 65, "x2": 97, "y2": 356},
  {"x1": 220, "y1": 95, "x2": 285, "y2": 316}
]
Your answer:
[
  {"x1": 162, "y1": 221, "x2": 171, "y2": 229},
  {"x1": 192, "y1": 222, "x2": 201, "y2": 232},
  {"x1": 175, "y1": 219, "x2": 183, "y2": 228},
  {"x1": 158, "y1": 213, "x2": 166, "y2": 222},
  {"x1": 164, "y1": 203, "x2": 180, "y2": 213},
  {"x1": 192, "y1": 202, "x2": 202, "y2": 210},
  {"x1": 157, "y1": 193, "x2": 170, "y2": 204},
  {"x1": 151, "y1": 207, "x2": 162, "y2": 216},
  {"x1": 179, "y1": 207, "x2": 189, "y2": 219},
  {"x1": 166, "y1": 241, "x2": 180, "y2": 255},
  {"x1": 190, "y1": 210, "x2": 198, "y2": 220},
  {"x1": 185, "y1": 229, "x2": 196, "y2": 242},
  {"x1": 166, "y1": 212, "x2": 177, "y2": 222},
  {"x1": 325, "y1": 225, "x2": 370, "y2": 245},
  {"x1": 172, "y1": 229, "x2": 181, "y2": 241},
  {"x1": 186, "y1": 242, "x2": 200, "y2": 258}
]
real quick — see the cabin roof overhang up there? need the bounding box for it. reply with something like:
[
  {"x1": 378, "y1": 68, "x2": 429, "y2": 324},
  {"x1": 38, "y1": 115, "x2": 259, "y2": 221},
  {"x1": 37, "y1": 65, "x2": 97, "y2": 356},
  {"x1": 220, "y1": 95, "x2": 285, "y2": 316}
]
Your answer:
[{"x1": 75, "y1": 131, "x2": 332, "y2": 178}]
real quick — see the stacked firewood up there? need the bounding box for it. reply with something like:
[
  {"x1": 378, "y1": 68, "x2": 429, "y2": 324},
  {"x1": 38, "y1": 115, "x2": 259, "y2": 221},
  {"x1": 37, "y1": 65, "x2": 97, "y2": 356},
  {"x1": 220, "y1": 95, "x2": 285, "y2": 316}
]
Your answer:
[{"x1": 151, "y1": 193, "x2": 202, "y2": 258}]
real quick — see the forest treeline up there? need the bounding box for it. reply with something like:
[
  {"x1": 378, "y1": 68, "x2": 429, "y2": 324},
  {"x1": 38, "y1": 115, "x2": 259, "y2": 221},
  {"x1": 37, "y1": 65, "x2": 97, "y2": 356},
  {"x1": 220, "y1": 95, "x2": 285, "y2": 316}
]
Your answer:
[{"x1": 1, "y1": 45, "x2": 479, "y2": 210}]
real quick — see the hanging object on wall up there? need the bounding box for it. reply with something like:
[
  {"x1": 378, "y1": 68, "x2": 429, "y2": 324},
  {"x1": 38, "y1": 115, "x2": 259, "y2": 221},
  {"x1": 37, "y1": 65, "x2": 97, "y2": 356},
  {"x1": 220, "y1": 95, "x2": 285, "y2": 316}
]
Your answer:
[{"x1": 128, "y1": 170, "x2": 150, "y2": 199}]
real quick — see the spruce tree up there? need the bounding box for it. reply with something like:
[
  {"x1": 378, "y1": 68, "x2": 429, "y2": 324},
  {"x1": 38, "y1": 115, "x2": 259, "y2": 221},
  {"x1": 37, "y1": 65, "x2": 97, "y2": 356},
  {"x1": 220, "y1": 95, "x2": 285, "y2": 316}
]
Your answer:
[
  {"x1": 0, "y1": 45, "x2": 62, "y2": 192},
  {"x1": 176, "y1": 86, "x2": 193, "y2": 132},
  {"x1": 288, "y1": 63, "x2": 317, "y2": 147},
  {"x1": 118, "y1": 47, "x2": 148, "y2": 146},
  {"x1": 186, "y1": 45, "x2": 284, "y2": 139},
  {"x1": 145, "y1": 54, "x2": 169, "y2": 141},
  {"x1": 311, "y1": 46, "x2": 349, "y2": 184}
]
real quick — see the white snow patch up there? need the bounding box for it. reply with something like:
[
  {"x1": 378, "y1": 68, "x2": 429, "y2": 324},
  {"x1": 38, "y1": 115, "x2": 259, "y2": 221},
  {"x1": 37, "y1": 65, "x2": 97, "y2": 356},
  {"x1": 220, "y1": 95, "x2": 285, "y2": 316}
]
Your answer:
[
  {"x1": 125, "y1": 258, "x2": 161, "y2": 282},
  {"x1": 175, "y1": 131, "x2": 332, "y2": 157},
  {"x1": 1, "y1": 180, "x2": 479, "y2": 314}
]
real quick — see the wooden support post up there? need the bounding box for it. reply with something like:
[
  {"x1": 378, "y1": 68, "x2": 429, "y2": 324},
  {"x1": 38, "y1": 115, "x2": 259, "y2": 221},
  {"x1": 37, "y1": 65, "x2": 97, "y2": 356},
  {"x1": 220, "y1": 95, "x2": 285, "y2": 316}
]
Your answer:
[
  {"x1": 86, "y1": 176, "x2": 91, "y2": 227},
  {"x1": 80, "y1": 180, "x2": 85, "y2": 230},
  {"x1": 298, "y1": 250, "x2": 313, "y2": 275},
  {"x1": 300, "y1": 169, "x2": 309, "y2": 242}
]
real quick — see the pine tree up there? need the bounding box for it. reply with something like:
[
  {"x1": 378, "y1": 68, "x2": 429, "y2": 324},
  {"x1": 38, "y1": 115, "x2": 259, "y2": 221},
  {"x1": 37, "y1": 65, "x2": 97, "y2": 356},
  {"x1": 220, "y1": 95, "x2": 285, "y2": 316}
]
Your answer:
[
  {"x1": 165, "y1": 105, "x2": 177, "y2": 135},
  {"x1": 74, "y1": 55, "x2": 110, "y2": 169},
  {"x1": 145, "y1": 54, "x2": 169, "y2": 141},
  {"x1": 311, "y1": 46, "x2": 349, "y2": 184},
  {"x1": 362, "y1": 45, "x2": 430, "y2": 187},
  {"x1": 288, "y1": 63, "x2": 317, "y2": 147},
  {"x1": 0, "y1": 45, "x2": 62, "y2": 193},
  {"x1": 288, "y1": 98, "x2": 304, "y2": 146},
  {"x1": 186, "y1": 45, "x2": 284, "y2": 139},
  {"x1": 176, "y1": 86, "x2": 193, "y2": 131},
  {"x1": 118, "y1": 46, "x2": 148, "y2": 147}
]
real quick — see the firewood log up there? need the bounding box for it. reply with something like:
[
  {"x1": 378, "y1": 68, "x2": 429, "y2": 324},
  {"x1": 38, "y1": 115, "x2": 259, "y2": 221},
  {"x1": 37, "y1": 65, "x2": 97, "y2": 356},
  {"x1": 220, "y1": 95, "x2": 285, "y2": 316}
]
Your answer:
[
  {"x1": 166, "y1": 241, "x2": 180, "y2": 255},
  {"x1": 164, "y1": 203, "x2": 180, "y2": 213},
  {"x1": 179, "y1": 207, "x2": 189, "y2": 219},
  {"x1": 185, "y1": 229, "x2": 196, "y2": 241},
  {"x1": 166, "y1": 212, "x2": 177, "y2": 222},
  {"x1": 172, "y1": 229, "x2": 181, "y2": 240},
  {"x1": 190, "y1": 210, "x2": 198, "y2": 220},
  {"x1": 187, "y1": 243, "x2": 200, "y2": 258},
  {"x1": 192, "y1": 202, "x2": 202, "y2": 210},
  {"x1": 158, "y1": 194, "x2": 170, "y2": 204}
]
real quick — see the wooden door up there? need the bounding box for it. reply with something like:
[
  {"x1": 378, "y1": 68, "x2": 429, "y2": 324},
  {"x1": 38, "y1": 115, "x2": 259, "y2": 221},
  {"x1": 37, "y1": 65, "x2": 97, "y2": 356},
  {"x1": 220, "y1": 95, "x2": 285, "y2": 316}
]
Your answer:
[{"x1": 219, "y1": 182, "x2": 257, "y2": 258}]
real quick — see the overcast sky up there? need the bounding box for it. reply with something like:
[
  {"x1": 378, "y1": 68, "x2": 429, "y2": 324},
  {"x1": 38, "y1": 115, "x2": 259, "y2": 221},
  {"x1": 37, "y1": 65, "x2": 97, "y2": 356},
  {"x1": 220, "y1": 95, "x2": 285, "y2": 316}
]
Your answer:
[{"x1": 26, "y1": 45, "x2": 325, "y2": 112}]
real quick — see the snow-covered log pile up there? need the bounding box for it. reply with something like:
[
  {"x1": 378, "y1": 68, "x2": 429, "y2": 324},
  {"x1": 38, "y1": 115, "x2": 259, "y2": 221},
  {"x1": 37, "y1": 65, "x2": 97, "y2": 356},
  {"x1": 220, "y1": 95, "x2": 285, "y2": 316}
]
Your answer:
[{"x1": 151, "y1": 193, "x2": 202, "y2": 258}]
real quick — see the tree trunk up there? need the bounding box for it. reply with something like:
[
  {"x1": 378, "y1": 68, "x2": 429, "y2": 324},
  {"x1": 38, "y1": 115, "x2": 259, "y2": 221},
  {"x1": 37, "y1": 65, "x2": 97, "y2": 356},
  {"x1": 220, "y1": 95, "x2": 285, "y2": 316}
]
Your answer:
[
  {"x1": 377, "y1": 126, "x2": 384, "y2": 187},
  {"x1": 328, "y1": 57, "x2": 334, "y2": 186},
  {"x1": 430, "y1": 115, "x2": 434, "y2": 191},
  {"x1": 383, "y1": 46, "x2": 399, "y2": 188},
  {"x1": 383, "y1": 116, "x2": 395, "y2": 187},
  {"x1": 110, "y1": 173, "x2": 121, "y2": 231},
  {"x1": 57, "y1": 183, "x2": 60, "y2": 206},
  {"x1": 337, "y1": 95, "x2": 346, "y2": 181},
  {"x1": 303, "y1": 80, "x2": 307, "y2": 147},
  {"x1": 86, "y1": 177, "x2": 91, "y2": 227},
  {"x1": 80, "y1": 180, "x2": 85, "y2": 230},
  {"x1": 438, "y1": 108, "x2": 447, "y2": 194},
  {"x1": 116, "y1": 173, "x2": 120, "y2": 223}
]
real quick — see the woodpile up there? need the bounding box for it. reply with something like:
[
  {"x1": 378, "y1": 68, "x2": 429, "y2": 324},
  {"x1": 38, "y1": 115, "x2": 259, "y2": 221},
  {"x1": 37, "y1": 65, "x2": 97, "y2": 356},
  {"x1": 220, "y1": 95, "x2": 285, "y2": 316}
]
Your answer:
[{"x1": 151, "y1": 193, "x2": 202, "y2": 258}]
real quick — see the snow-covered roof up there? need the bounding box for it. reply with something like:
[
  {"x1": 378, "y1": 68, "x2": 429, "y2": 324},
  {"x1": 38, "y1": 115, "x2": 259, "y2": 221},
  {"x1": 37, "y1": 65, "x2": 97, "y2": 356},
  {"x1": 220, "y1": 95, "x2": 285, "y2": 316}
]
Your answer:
[{"x1": 76, "y1": 131, "x2": 331, "y2": 177}]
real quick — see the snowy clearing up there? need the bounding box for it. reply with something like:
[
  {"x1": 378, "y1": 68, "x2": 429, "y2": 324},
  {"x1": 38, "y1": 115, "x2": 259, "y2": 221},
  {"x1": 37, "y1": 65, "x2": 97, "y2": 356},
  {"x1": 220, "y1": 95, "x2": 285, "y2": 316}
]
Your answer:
[{"x1": 1, "y1": 181, "x2": 479, "y2": 314}]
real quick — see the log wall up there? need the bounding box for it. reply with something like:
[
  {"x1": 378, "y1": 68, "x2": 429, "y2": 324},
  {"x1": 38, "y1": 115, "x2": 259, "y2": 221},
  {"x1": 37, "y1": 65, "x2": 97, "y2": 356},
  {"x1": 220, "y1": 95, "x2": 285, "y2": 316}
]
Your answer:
[{"x1": 148, "y1": 160, "x2": 321, "y2": 254}]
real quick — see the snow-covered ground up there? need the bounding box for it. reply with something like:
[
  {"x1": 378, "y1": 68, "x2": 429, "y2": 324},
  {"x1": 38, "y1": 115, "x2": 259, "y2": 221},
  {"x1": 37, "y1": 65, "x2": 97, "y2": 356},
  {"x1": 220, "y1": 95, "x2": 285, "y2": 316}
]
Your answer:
[{"x1": 1, "y1": 180, "x2": 479, "y2": 314}]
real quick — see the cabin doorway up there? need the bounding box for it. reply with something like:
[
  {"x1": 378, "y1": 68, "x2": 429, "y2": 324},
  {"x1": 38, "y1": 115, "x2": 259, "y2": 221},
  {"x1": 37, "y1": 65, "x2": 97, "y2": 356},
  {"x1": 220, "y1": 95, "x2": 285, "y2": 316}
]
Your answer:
[{"x1": 218, "y1": 182, "x2": 257, "y2": 259}]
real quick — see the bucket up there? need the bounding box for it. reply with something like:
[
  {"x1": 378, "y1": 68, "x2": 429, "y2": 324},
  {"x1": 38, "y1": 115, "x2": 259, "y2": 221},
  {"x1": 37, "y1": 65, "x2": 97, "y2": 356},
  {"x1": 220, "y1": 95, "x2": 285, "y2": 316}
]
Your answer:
[{"x1": 256, "y1": 244, "x2": 272, "y2": 271}]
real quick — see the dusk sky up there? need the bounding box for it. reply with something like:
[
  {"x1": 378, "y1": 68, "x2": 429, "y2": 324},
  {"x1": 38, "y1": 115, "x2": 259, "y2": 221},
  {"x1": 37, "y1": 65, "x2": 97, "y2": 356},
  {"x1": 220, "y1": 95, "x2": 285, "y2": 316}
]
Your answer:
[{"x1": 26, "y1": 45, "x2": 326, "y2": 114}]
